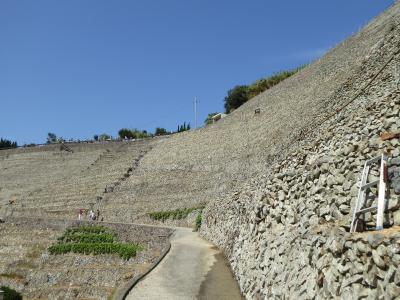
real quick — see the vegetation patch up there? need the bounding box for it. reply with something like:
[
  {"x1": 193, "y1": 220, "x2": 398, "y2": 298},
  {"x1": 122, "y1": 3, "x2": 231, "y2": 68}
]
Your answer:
[
  {"x1": 0, "y1": 286, "x2": 22, "y2": 300},
  {"x1": 0, "y1": 273, "x2": 24, "y2": 280},
  {"x1": 48, "y1": 225, "x2": 142, "y2": 260},
  {"x1": 148, "y1": 206, "x2": 204, "y2": 221},
  {"x1": 223, "y1": 66, "x2": 304, "y2": 113},
  {"x1": 195, "y1": 212, "x2": 202, "y2": 231}
]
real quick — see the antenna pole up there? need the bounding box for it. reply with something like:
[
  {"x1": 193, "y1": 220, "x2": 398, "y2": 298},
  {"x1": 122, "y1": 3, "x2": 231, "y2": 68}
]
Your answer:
[{"x1": 194, "y1": 97, "x2": 198, "y2": 129}]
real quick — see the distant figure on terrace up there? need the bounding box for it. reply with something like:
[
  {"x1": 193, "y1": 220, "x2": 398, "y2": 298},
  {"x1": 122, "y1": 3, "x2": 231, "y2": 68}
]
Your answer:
[
  {"x1": 89, "y1": 209, "x2": 96, "y2": 221},
  {"x1": 78, "y1": 209, "x2": 84, "y2": 221},
  {"x1": 96, "y1": 209, "x2": 100, "y2": 221}
]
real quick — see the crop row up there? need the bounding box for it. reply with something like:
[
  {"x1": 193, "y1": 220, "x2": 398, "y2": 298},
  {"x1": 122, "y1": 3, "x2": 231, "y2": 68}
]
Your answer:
[
  {"x1": 58, "y1": 232, "x2": 115, "y2": 244},
  {"x1": 148, "y1": 206, "x2": 204, "y2": 221},
  {"x1": 48, "y1": 242, "x2": 143, "y2": 260},
  {"x1": 65, "y1": 225, "x2": 107, "y2": 235}
]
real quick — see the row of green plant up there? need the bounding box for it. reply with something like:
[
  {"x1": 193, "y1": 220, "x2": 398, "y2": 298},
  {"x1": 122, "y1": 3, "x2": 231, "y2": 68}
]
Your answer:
[
  {"x1": 49, "y1": 225, "x2": 142, "y2": 260},
  {"x1": 148, "y1": 206, "x2": 204, "y2": 221},
  {"x1": 58, "y1": 232, "x2": 115, "y2": 244},
  {"x1": 223, "y1": 66, "x2": 303, "y2": 113},
  {"x1": 49, "y1": 242, "x2": 142, "y2": 260},
  {"x1": 0, "y1": 286, "x2": 22, "y2": 300},
  {"x1": 195, "y1": 212, "x2": 202, "y2": 231},
  {"x1": 64, "y1": 225, "x2": 107, "y2": 235}
]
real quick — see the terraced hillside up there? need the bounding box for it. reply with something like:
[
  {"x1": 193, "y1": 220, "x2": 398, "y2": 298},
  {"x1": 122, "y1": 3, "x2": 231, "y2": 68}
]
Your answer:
[
  {"x1": 0, "y1": 140, "x2": 156, "y2": 219},
  {"x1": 1, "y1": 3, "x2": 399, "y2": 224},
  {"x1": 1, "y1": 1, "x2": 400, "y2": 299}
]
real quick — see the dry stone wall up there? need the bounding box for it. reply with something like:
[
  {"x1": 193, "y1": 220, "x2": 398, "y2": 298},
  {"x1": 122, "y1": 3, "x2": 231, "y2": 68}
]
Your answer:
[
  {"x1": 97, "y1": 1, "x2": 400, "y2": 224},
  {"x1": 201, "y1": 15, "x2": 400, "y2": 299}
]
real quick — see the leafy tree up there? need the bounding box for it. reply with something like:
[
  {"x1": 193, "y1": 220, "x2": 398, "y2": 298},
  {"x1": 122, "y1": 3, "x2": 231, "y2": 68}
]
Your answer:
[
  {"x1": 155, "y1": 127, "x2": 169, "y2": 136},
  {"x1": 204, "y1": 112, "x2": 219, "y2": 125},
  {"x1": 223, "y1": 66, "x2": 303, "y2": 113},
  {"x1": 47, "y1": 132, "x2": 57, "y2": 144},
  {"x1": 93, "y1": 135, "x2": 99, "y2": 141},
  {"x1": 23, "y1": 143, "x2": 36, "y2": 148},
  {"x1": 0, "y1": 138, "x2": 17, "y2": 150},
  {"x1": 118, "y1": 128, "x2": 135, "y2": 139},
  {"x1": 224, "y1": 85, "x2": 249, "y2": 113},
  {"x1": 118, "y1": 128, "x2": 150, "y2": 139},
  {"x1": 98, "y1": 134, "x2": 111, "y2": 141}
]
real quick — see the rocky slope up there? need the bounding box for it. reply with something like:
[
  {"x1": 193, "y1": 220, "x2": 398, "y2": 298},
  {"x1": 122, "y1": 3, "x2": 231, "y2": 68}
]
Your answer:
[{"x1": 201, "y1": 4, "x2": 400, "y2": 298}]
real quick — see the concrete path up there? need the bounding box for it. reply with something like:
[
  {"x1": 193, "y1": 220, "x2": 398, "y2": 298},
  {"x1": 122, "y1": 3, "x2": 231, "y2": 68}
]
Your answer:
[{"x1": 126, "y1": 227, "x2": 243, "y2": 300}]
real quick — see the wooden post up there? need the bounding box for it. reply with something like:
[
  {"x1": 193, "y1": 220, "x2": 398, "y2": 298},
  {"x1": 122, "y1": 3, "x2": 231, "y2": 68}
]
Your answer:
[{"x1": 376, "y1": 152, "x2": 388, "y2": 230}]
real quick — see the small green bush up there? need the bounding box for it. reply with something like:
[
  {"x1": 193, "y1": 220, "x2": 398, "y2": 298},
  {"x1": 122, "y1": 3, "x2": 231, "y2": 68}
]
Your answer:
[
  {"x1": 66, "y1": 225, "x2": 107, "y2": 235},
  {"x1": 49, "y1": 225, "x2": 142, "y2": 260},
  {"x1": 58, "y1": 233, "x2": 115, "y2": 244},
  {"x1": 0, "y1": 286, "x2": 22, "y2": 300},
  {"x1": 148, "y1": 206, "x2": 204, "y2": 221},
  {"x1": 195, "y1": 213, "x2": 202, "y2": 231},
  {"x1": 49, "y1": 242, "x2": 142, "y2": 260}
]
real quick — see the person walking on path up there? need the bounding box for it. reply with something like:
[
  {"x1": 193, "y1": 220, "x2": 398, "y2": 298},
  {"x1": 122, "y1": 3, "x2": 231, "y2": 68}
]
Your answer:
[{"x1": 78, "y1": 209, "x2": 84, "y2": 221}]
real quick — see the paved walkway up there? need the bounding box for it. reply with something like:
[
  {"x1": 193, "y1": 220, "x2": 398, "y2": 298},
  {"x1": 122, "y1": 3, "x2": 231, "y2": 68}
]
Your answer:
[{"x1": 127, "y1": 227, "x2": 243, "y2": 300}]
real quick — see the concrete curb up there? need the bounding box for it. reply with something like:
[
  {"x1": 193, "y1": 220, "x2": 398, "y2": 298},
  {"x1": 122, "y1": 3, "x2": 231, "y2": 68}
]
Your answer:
[{"x1": 113, "y1": 230, "x2": 174, "y2": 300}]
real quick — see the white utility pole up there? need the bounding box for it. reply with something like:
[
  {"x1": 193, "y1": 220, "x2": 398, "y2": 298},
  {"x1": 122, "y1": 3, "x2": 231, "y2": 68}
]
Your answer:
[{"x1": 194, "y1": 97, "x2": 198, "y2": 129}]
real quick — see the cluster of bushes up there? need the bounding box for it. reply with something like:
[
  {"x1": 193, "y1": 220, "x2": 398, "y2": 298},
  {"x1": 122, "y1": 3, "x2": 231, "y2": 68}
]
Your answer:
[
  {"x1": 195, "y1": 213, "x2": 202, "y2": 231},
  {"x1": 64, "y1": 225, "x2": 106, "y2": 234},
  {"x1": 49, "y1": 242, "x2": 142, "y2": 260},
  {"x1": 0, "y1": 138, "x2": 17, "y2": 150},
  {"x1": 0, "y1": 286, "x2": 22, "y2": 300},
  {"x1": 154, "y1": 127, "x2": 170, "y2": 136},
  {"x1": 176, "y1": 122, "x2": 191, "y2": 133},
  {"x1": 48, "y1": 225, "x2": 142, "y2": 260},
  {"x1": 118, "y1": 128, "x2": 150, "y2": 139},
  {"x1": 148, "y1": 206, "x2": 204, "y2": 221},
  {"x1": 224, "y1": 67, "x2": 302, "y2": 113},
  {"x1": 58, "y1": 232, "x2": 115, "y2": 244}
]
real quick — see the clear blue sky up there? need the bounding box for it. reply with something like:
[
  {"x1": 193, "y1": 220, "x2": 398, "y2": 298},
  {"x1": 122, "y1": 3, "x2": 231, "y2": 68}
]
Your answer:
[{"x1": 0, "y1": 0, "x2": 394, "y2": 144}]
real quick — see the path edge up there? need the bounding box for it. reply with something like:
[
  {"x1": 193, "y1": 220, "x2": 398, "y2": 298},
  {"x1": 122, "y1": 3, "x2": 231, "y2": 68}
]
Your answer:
[{"x1": 113, "y1": 230, "x2": 174, "y2": 300}]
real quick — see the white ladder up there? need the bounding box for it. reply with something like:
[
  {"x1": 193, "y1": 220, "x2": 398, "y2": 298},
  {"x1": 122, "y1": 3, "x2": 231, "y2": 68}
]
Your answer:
[{"x1": 350, "y1": 153, "x2": 389, "y2": 233}]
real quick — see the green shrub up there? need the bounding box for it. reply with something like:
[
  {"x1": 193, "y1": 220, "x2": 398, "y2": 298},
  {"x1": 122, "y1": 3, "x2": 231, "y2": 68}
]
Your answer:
[
  {"x1": 58, "y1": 233, "x2": 115, "y2": 244},
  {"x1": 49, "y1": 242, "x2": 142, "y2": 260},
  {"x1": 176, "y1": 122, "x2": 191, "y2": 133},
  {"x1": 49, "y1": 225, "x2": 142, "y2": 260},
  {"x1": 118, "y1": 128, "x2": 150, "y2": 139},
  {"x1": 155, "y1": 127, "x2": 169, "y2": 136},
  {"x1": 195, "y1": 213, "x2": 202, "y2": 231},
  {"x1": 0, "y1": 138, "x2": 17, "y2": 150},
  {"x1": 148, "y1": 206, "x2": 204, "y2": 221},
  {"x1": 224, "y1": 66, "x2": 303, "y2": 113},
  {"x1": 66, "y1": 225, "x2": 107, "y2": 235},
  {"x1": 0, "y1": 286, "x2": 22, "y2": 300}
]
